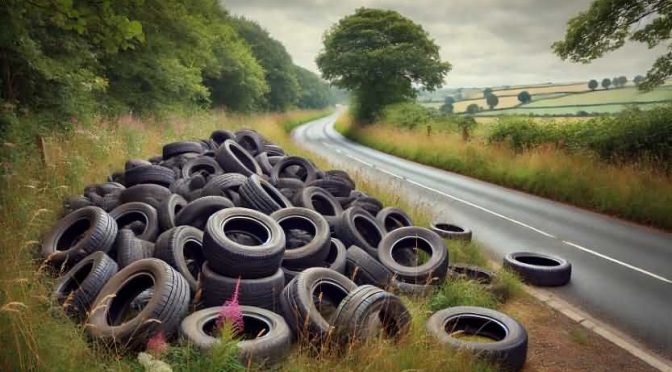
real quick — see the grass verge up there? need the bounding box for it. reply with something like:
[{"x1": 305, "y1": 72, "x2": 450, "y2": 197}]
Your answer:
[{"x1": 335, "y1": 115, "x2": 672, "y2": 230}]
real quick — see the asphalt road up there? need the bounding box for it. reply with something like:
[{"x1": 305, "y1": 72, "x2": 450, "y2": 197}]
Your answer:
[{"x1": 293, "y1": 110, "x2": 672, "y2": 357}]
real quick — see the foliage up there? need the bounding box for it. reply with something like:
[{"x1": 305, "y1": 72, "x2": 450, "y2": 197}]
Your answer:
[
  {"x1": 230, "y1": 17, "x2": 300, "y2": 112},
  {"x1": 466, "y1": 103, "x2": 480, "y2": 114},
  {"x1": 429, "y1": 278, "x2": 499, "y2": 312},
  {"x1": 440, "y1": 102, "x2": 454, "y2": 114},
  {"x1": 483, "y1": 88, "x2": 493, "y2": 98},
  {"x1": 380, "y1": 101, "x2": 435, "y2": 129},
  {"x1": 317, "y1": 8, "x2": 451, "y2": 122},
  {"x1": 588, "y1": 79, "x2": 599, "y2": 90},
  {"x1": 634, "y1": 75, "x2": 645, "y2": 85},
  {"x1": 553, "y1": 0, "x2": 671, "y2": 90},
  {"x1": 517, "y1": 91, "x2": 532, "y2": 103},
  {"x1": 602, "y1": 78, "x2": 612, "y2": 89},
  {"x1": 486, "y1": 94, "x2": 499, "y2": 110},
  {"x1": 294, "y1": 65, "x2": 334, "y2": 109}
]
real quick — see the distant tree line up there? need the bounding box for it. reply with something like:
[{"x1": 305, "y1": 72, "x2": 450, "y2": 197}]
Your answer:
[
  {"x1": 0, "y1": 0, "x2": 335, "y2": 134},
  {"x1": 588, "y1": 75, "x2": 644, "y2": 90}
]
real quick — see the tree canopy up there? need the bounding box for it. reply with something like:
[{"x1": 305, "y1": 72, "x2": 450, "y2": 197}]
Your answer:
[
  {"x1": 316, "y1": 8, "x2": 451, "y2": 122},
  {"x1": 293, "y1": 65, "x2": 334, "y2": 109},
  {"x1": 553, "y1": 0, "x2": 672, "y2": 90},
  {"x1": 588, "y1": 79, "x2": 599, "y2": 90},
  {"x1": 517, "y1": 91, "x2": 532, "y2": 103},
  {"x1": 486, "y1": 93, "x2": 499, "y2": 110}
]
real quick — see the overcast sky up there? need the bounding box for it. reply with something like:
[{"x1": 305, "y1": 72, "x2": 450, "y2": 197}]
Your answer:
[{"x1": 222, "y1": 0, "x2": 665, "y2": 88}]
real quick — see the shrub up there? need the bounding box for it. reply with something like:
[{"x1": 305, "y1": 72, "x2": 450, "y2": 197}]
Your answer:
[{"x1": 379, "y1": 101, "x2": 435, "y2": 129}]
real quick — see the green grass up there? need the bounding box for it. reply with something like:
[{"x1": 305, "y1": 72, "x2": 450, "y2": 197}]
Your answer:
[
  {"x1": 524, "y1": 86, "x2": 672, "y2": 107},
  {"x1": 281, "y1": 108, "x2": 334, "y2": 133},
  {"x1": 476, "y1": 101, "x2": 670, "y2": 116}
]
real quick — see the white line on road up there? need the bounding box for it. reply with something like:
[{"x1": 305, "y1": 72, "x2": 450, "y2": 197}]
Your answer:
[
  {"x1": 563, "y1": 241, "x2": 672, "y2": 284},
  {"x1": 319, "y1": 138, "x2": 672, "y2": 285}
]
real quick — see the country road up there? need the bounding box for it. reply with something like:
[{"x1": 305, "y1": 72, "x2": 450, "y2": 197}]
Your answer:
[{"x1": 293, "y1": 110, "x2": 672, "y2": 357}]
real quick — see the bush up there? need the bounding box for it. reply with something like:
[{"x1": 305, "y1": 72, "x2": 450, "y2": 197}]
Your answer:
[
  {"x1": 429, "y1": 278, "x2": 499, "y2": 312},
  {"x1": 379, "y1": 101, "x2": 435, "y2": 129}
]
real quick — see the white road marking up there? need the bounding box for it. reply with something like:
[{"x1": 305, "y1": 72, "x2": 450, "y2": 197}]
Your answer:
[
  {"x1": 314, "y1": 127, "x2": 672, "y2": 285},
  {"x1": 563, "y1": 240, "x2": 672, "y2": 284}
]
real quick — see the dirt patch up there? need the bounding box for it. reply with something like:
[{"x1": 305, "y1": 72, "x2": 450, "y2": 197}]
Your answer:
[{"x1": 502, "y1": 295, "x2": 655, "y2": 371}]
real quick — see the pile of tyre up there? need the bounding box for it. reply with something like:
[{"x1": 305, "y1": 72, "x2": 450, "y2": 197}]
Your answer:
[{"x1": 42, "y1": 128, "x2": 538, "y2": 371}]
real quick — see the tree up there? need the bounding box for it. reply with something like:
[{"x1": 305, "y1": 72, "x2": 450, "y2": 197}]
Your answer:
[
  {"x1": 466, "y1": 103, "x2": 480, "y2": 114},
  {"x1": 440, "y1": 102, "x2": 454, "y2": 114},
  {"x1": 517, "y1": 90, "x2": 532, "y2": 103},
  {"x1": 486, "y1": 93, "x2": 499, "y2": 110},
  {"x1": 634, "y1": 75, "x2": 645, "y2": 85},
  {"x1": 230, "y1": 17, "x2": 300, "y2": 112},
  {"x1": 602, "y1": 78, "x2": 612, "y2": 89},
  {"x1": 483, "y1": 88, "x2": 493, "y2": 98},
  {"x1": 588, "y1": 79, "x2": 599, "y2": 90},
  {"x1": 612, "y1": 77, "x2": 620, "y2": 88},
  {"x1": 316, "y1": 8, "x2": 451, "y2": 122},
  {"x1": 444, "y1": 96, "x2": 456, "y2": 105},
  {"x1": 553, "y1": 0, "x2": 671, "y2": 90},
  {"x1": 618, "y1": 76, "x2": 628, "y2": 87},
  {"x1": 293, "y1": 65, "x2": 334, "y2": 109}
]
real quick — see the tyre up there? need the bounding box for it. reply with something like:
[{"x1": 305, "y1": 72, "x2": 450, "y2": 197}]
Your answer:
[
  {"x1": 333, "y1": 285, "x2": 410, "y2": 341},
  {"x1": 270, "y1": 208, "x2": 331, "y2": 268},
  {"x1": 124, "y1": 165, "x2": 176, "y2": 187},
  {"x1": 119, "y1": 184, "x2": 171, "y2": 209},
  {"x1": 264, "y1": 144, "x2": 285, "y2": 157},
  {"x1": 154, "y1": 226, "x2": 205, "y2": 293},
  {"x1": 270, "y1": 156, "x2": 317, "y2": 184},
  {"x1": 157, "y1": 194, "x2": 188, "y2": 232},
  {"x1": 210, "y1": 129, "x2": 235, "y2": 146},
  {"x1": 503, "y1": 252, "x2": 571, "y2": 287},
  {"x1": 378, "y1": 226, "x2": 449, "y2": 285},
  {"x1": 448, "y1": 264, "x2": 494, "y2": 284},
  {"x1": 391, "y1": 280, "x2": 438, "y2": 296},
  {"x1": 282, "y1": 238, "x2": 347, "y2": 283},
  {"x1": 306, "y1": 178, "x2": 353, "y2": 198},
  {"x1": 181, "y1": 156, "x2": 223, "y2": 179},
  {"x1": 349, "y1": 196, "x2": 383, "y2": 216},
  {"x1": 427, "y1": 306, "x2": 528, "y2": 371},
  {"x1": 180, "y1": 305, "x2": 291, "y2": 366},
  {"x1": 62, "y1": 195, "x2": 93, "y2": 214},
  {"x1": 430, "y1": 222, "x2": 473, "y2": 242},
  {"x1": 52, "y1": 251, "x2": 118, "y2": 321},
  {"x1": 163, "y1": 141, "x2": 203, "y2": 159},
  {"x1": 235, "y1": 129, "x2": 264, "y2": 156},
  {"x1": 239, "y1": 175, "x2": 292, "y2": 214},
  {"x1": 109, "y1": 202, "x2": 159, "y2": 242},
  {"x1": 255, "y1": 152, "x2": 274, "y2": 176},
  {"x1": 202, "y1": 208, "x2": 285, "y2": 279},
  {"x1": 280, "y1": 267, "x2": 357, "y2": 341},
  {"x1": 292, "y1": 186, "x2": 343, "y2": 220},
  {"x1": 274, "y1": 178, "x2": 304, "y2": 201},
  {"x1": 201, "y1": 173, "x2": 248, "y2": 199},
  {"x1": 215, "y1": 139, "x2": 261, "y2": 177},
  {"x1": 201, "y1": 264, "x2": 285, "y2": 312},
  {"x1": 42, "y1": 206, "x2": 117, "y2": 267},
  {"x1": 115, "y1": 229, "x2": 155, "y2": 268},
  {"x1": 376, "y1": 207, "x2": 413, "y2": 232},
  {"x1": 174, "y1": 196, "x2": 234, "y2": 230},
  {"x1": 86, "y1": 258, "x2": 190, "y2": 350},
  {"x1": 345, "y1": 245, "x2": 394, "y2": 288},
  {"x1": 125, "y1": 158, "x2": 152, "y2": 171},
  {"x1": 324, "y1": 170, "x2": 355, "y2": 190},
  {"x1": 333, "y1": 206, "x2": 385, "y2": 259}
]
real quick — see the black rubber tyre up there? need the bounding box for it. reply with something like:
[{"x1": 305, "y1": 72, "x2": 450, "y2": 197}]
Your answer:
[
  {"x1": 333, "y1": 206, "x2": 385, "y2": 259},
  {"x1": 391, "y1": 280, "x2": 438, "y2": 296},
  {"x1": 349, "y1": 196, "x2": 384, "y2": 216},
  {"x1": 202, "y1": 208, "x2": 285, "y2": 279},
  {"x1": 148, "y1": 155, "x2": 163, "y2": 164},
  {"x1": 324, "y1": 170, "x2": 355, "y2": 189},
  {"x1": 124, "y1": 165, "x2": 176, "y2": 187},
  {"x1": 292, "y1": 186, "x2": 343, "y2": 221},
  {"x1": 280, "y1": 267, "x2": 357, "y2": 341},
  {"x1": 125, "y1": 158, "x2": 152, "y2": 171},
  {"x1": 154, "y1": 226, "x2": 205, "y2": 293},
  {"x1": 215, "y1": 139, "x2": 261, "y2": 177},
  {"x1": 181, "y1": 156, "x2": 223, "y2": 179},
  {"x1": 282, "y1": 238, "x2": 347, "y2": 283},
  {"x1": 52, "y1": 251, "x2": 118, "y2": 321},
  {"x1": 119, "y1": 184, "x2": 171, "y2": 209},
  {"x1": 86, "y1": 258, "x2": 190, "y2": 350},
  {"x1": 210, "y1": 129, "x2": 235, "y2": 146},
  {"x1": 345, "y1": 245, "x2": 394, "y2": 288},
  {"x1": 448, "y1": 264, "x2": 494, "y2": 284},
  {"x1": 270, "y1": 156, "x2": 317, "y2": 184},
  {"x1": 180, "y1": 305, "x2": 291, "y2": 365},
  {"x1": 115, "y1": 229, "x2": 155, "y2": 268},
  {"x1": 255, "y1": 152, "x2": 274, "y2": 176},
  {"x1": 333, "y1": 285, "x2": 410, "y2": 341},
  {"x1": 163, "y1": 141, "x2": 203, "y2": 159},
  {"x1": 109, "y1": 202, "x2": 159, "y2": 242},
  {"x1": 274, "y1": 178, "x2": 304, "y2": 201},
  {"x1": 503, "y1": 252, "x2": 571, "y2": 287},
  {"x1": 378, "y1": 226, "x2": 449, "y2": 285},
  {"x1": 430, "y1": 222, "x2": 473, "y2": 242},
  {"x1": 376, "y1": 207, "x2": 413, "y2": 233},
  {"x1": 305, "y1": 178, "x2": 353, "y2": 198},
  {"x1": 264, "y1": 144, "x2": 285, "y2": 157},
  {"x1": 201, "y1": 264, "x2": 285, "y2": 312},
  {"x1": 157, "y1": 194, "x2": 188, "y2": 232},
  {"x1": 240, "y1": 175, "x2": 292, "y2": 214},
  {"x1": 63, "y1": 195, "x2": 93, "y2": 214},
  {"x1": 427, "y1": 306, "x2": 528, "y2": 371},
  {"x1": 235, "y1": 129, "x2": 264, "y2": 156},
  {"x1": 98, "y1": 193, "x2": 121, "y2": 212},
  {"x1": 201, "y1": 173, "x2": 248, "y2": 199},
  {"x1": 42, "y1": 206, "x2": 118, "y2": 267},
  {"x1": 271, "y1": 208, "x2": 331, "y2": 268},
  {"x1": 174, "y1": 196, "x2": 234, "y2": 230}
]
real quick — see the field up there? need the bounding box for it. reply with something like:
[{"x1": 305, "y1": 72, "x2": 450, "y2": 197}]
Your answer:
[{"x1": 474, "y1": 101, "x2": 671, "y2": 116}]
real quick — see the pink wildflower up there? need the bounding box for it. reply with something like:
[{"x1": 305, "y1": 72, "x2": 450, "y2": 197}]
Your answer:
[
  {"x1": 146, "y1": 330, "x2": 169, "y2": 355},
  {"x1": 216, "y1": 276, "x2": 244, "y2": 333}
]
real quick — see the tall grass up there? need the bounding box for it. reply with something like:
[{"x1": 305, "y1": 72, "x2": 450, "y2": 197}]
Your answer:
[{"x1": 336, "y1": 115, "x2": 672, "y2": 230}]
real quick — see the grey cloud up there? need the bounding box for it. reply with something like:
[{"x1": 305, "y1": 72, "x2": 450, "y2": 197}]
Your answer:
[{"x1": 222, "y1": 0, "x2": 664, "y2": 87}]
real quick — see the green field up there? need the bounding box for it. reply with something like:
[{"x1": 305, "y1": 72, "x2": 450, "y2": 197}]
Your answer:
[
  {"x1": 474, "y1": 101, "x2": 670, "y2": 116},
  {"x1": 524, "y1": 86, "x2": 672, "y2": 107}
]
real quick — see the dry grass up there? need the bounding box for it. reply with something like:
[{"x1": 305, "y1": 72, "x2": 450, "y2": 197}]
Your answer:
[{"x1": 336, "y1": 116, "x2": 672, "y2": 230}]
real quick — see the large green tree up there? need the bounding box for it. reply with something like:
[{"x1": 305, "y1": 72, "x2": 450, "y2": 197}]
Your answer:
[
  {"x1": 231, "y1": 17, "x2": 300, "y2": 112},
  {"x1": 293, "y1": 66, "x2": 334, "y2": 109},
  {"x1": 553, "y1": 0, "x2": 671, "y2": 90},
  {"x1": 316, "y1": 8, "x2": 451, "y2": 122}
]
